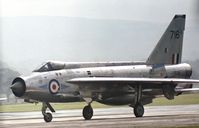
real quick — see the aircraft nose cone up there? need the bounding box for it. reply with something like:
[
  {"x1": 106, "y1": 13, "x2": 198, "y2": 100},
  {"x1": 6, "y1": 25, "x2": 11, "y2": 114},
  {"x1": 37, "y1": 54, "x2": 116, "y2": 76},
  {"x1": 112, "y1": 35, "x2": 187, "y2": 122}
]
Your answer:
[{"x1": 11, "y1": 81, "x2": 26, "y2": 97}]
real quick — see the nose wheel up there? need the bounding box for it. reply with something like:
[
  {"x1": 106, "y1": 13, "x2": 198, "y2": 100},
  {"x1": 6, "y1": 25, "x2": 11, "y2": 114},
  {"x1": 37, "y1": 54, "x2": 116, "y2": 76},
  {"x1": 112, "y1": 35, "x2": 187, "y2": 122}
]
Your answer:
[
  {"x1": 43, "y1": 112, "x2": 52, "y2": 122},
  {"x1": 42, "y1": 102, "x2": 55, "y2": 122},
  {"x1": 82, "y1": 105, "x2": 93, "y2": 120}
]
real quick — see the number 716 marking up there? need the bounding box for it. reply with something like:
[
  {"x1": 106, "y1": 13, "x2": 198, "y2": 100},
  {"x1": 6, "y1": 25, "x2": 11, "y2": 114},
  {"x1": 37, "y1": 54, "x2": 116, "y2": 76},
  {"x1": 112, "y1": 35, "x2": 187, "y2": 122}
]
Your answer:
[{"x1": 170, "y1": 30, "x2": 180, "y2": 39}]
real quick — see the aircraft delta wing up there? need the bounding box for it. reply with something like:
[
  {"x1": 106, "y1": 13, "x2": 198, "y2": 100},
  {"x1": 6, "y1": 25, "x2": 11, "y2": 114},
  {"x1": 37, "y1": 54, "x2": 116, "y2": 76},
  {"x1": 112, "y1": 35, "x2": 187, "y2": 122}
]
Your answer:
[
  {"x1": 68, "y1": 76, "x2": 199, "y2": 94},
  {"x1": 10, "y1": 14, "x2": 199, "y2": 123}
]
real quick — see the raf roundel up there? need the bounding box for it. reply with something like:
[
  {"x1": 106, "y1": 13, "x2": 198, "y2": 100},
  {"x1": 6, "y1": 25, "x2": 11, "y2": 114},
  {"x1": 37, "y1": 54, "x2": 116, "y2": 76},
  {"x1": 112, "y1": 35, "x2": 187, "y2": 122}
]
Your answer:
[{"x1": 49, "y1": 80, "x2": 60, "y2": 94}]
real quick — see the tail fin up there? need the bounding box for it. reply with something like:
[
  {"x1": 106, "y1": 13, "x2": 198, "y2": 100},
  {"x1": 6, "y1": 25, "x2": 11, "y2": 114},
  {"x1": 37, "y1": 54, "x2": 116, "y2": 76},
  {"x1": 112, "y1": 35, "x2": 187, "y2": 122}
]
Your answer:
[{"x1": 146, "y1": 14, "x2": 186, "y2": 65}]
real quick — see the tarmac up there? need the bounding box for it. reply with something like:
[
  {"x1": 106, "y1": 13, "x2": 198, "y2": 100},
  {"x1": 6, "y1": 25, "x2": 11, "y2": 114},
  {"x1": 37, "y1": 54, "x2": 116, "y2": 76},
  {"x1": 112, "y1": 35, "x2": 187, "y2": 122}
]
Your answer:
[{"x1": 0, "y1": 105, "x2": 199, "y2": 128}]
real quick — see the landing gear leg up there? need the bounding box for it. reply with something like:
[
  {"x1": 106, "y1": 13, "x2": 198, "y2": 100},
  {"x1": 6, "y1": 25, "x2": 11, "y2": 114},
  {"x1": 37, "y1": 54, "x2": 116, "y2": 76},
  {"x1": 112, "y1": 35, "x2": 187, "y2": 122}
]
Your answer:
[
  {"x1": 82, "y1": 104, "x2": 93, "y2": 120},
  {"x1": 42, "y1": 102, "x2": 55, "y2": 122},
  {"x1": 133, "y1": 85, "x2": 144, "y2": 117}
]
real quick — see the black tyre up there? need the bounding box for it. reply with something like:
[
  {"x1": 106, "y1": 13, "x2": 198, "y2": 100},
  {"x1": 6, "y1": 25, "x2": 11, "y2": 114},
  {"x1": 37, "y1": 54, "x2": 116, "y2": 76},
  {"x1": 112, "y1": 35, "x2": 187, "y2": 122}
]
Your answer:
[
  {"x1": 134, "y1": 103, "x2": 144, "y2": 117},
  {"x1": 44, "y1": 112, "x2": 52, "y2": 122},
  {"x1": 82, "y1": 105, "x2": 93, "y2": 120}
]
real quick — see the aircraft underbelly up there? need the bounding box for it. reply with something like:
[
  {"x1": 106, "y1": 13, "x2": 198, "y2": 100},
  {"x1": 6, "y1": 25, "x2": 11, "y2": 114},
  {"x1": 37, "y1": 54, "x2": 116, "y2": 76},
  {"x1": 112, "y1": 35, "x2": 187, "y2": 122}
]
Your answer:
[
  {"x1": 96, "y1": 92, "x2": 154, "y2": 106},
  {"x1": 97, "y1": 94, "x2": 135, "y2": 105},
  {"x1": 91, "y1": 86, "x2": 159, "y2": 105}
]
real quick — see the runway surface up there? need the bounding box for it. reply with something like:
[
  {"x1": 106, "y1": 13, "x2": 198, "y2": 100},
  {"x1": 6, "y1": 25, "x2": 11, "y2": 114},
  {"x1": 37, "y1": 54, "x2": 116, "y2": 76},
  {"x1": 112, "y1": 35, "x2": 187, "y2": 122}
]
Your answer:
[{"x1": 0, "y1": 105, "x2": 199, "y2": 128}]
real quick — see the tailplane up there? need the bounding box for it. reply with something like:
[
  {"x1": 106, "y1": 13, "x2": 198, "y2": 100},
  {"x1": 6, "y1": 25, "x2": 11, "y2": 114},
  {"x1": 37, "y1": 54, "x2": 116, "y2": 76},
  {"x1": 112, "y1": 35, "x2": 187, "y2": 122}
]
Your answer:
[{"x1": 146, "y1": 15, "x2": 186, "y2": 65}]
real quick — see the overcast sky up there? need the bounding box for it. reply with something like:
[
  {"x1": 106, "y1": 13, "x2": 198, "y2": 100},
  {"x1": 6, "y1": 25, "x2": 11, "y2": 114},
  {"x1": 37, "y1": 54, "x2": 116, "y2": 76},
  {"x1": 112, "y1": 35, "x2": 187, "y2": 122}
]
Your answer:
[
  {"x1": 0, "y1": 0, "x2": 199, "y2": 74},
  {"x1": 1, "y1": 0, "x2": 198, "y2": 21}
]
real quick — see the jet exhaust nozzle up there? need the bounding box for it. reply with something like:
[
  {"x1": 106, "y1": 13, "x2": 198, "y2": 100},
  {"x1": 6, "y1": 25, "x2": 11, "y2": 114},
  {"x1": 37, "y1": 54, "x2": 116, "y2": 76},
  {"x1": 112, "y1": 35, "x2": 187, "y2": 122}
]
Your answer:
[{"x1": 11, "y1": 78, "x2": 26, "y2": 97}]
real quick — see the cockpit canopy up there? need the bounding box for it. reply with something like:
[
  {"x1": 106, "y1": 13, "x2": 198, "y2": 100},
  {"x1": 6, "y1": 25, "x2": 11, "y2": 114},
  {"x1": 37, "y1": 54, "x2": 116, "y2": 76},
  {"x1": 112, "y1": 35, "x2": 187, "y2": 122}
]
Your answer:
[{"x1": 33, "y1": 61, "x2": 65, "y2": 72}]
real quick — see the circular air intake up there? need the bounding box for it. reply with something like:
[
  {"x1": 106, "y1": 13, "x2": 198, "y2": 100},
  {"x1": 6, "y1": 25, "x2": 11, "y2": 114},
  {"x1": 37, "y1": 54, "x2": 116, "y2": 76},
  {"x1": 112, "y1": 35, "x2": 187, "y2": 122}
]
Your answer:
[{"x1": 11, "y1": 78, "x2": 26, "y2": 97}]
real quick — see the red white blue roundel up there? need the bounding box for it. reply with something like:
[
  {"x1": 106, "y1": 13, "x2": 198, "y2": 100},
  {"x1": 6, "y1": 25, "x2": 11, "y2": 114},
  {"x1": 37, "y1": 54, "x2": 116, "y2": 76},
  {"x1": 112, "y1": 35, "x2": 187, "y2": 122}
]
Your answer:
[{"x1": 49, "y1": 80, "x2": 60, "y2": 94}]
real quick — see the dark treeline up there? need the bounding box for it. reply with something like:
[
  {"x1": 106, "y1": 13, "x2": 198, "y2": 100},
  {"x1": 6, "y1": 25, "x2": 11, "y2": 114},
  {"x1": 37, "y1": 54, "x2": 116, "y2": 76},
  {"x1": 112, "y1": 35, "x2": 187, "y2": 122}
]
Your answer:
[{"x1": 0, "y1": 62, "x2": 20, "y2": 98}]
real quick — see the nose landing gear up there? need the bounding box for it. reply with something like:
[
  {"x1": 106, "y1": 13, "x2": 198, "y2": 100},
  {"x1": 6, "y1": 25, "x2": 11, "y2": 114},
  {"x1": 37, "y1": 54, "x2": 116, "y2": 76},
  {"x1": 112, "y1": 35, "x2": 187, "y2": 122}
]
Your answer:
[{"x1": 42, "y1": 102, "x2": 55, "y2": 122}]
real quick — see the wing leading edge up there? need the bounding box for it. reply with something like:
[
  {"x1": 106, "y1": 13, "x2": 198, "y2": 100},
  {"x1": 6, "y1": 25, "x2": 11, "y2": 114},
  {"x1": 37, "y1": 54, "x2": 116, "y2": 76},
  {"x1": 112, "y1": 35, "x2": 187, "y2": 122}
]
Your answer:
[{"x1": 68, "y1": 77, "x2": 199, "y2": 85}]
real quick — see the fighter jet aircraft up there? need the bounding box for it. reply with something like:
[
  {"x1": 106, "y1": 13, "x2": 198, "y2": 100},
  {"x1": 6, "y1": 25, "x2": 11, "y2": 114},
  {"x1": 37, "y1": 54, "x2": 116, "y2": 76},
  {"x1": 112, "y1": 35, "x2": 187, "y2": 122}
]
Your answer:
[{"x1": 11, "y1": 14, "x2": 199, "y2": 122}]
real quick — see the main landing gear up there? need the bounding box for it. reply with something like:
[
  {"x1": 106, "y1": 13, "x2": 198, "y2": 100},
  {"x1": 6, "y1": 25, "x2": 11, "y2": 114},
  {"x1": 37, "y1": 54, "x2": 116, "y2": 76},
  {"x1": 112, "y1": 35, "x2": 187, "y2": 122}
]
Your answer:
[
  {"x1": 82, "y1": 104, "x2": 93, "y2": 120},
  {"x1": 42, "y1": 102, "x2": 55, "y2": 122},
  {"x1": 132, "y1": 85, "x2": 144, "y2": 118}
]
